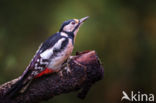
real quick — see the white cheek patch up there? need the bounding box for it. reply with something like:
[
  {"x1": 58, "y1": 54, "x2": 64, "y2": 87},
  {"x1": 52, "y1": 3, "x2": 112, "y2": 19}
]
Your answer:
[
  {"x1": 63, "y1": 24, "x2": 75, "y2": 32},
  {"x1": 40, "y1": 38, "x2": 65, "y2": 59},
  {"x1": 40, "y1": 48, "x2": 53, "y2": 59}
]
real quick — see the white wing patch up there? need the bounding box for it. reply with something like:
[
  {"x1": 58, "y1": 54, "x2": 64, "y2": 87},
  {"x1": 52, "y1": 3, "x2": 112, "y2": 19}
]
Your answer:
[
  {"x1": 60, "y1": 32, "x2": 68, "y2": 37},
  {"x1": 40, "y1": 38, "x2": 65, "y2": 59}
]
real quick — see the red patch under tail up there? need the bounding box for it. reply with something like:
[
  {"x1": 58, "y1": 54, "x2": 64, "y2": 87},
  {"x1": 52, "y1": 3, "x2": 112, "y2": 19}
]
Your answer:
[{"x1": 35, "y1": 68, "x2": 54, "y2": 78}]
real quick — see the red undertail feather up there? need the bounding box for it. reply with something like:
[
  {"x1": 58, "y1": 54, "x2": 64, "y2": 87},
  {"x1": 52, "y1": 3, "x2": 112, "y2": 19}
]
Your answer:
[{"x1": 35, "y1": 68, "x2": 54, "y2": 78}]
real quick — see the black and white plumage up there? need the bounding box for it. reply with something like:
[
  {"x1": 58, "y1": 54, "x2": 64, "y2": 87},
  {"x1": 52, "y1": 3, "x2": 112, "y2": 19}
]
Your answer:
[{"x1": 5, "y1": 16, "x2": 89, "y2": 98}]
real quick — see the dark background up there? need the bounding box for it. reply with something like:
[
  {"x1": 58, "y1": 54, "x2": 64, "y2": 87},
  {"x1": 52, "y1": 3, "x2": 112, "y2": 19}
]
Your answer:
[{"x1": 0, "y1": 0, "x2": 156, "y2": 103}]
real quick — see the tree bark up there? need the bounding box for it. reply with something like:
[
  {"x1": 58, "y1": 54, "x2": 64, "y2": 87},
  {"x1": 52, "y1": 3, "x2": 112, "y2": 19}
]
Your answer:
[{"x1": 0, "y1": 50, "x2": 104, "y2": 103}]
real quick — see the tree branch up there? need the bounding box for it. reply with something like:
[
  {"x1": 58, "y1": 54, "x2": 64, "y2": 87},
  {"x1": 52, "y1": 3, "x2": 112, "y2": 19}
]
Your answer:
[{"x1": 0, "y1": 50, "x2": 104, "y2": 103}]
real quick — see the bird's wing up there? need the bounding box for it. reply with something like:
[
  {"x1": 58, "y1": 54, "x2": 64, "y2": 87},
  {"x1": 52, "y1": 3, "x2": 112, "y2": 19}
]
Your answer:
[
  {"x1": 22, "y1": 32, "x2": 69, "y2": 78},
  {"x1": 22, "y1": 33, "x2": 63, "y2": 75},
  {"x1": 39, "y1": 32, "x2": 63, "y2": 53}
]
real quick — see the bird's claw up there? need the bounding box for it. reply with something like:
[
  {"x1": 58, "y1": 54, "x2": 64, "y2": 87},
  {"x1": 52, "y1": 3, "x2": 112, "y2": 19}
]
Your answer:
[
  {"x1": 64, "y1": 66, "x2": 71, "y2": 74},
  {"x1": 59, "y1": 71, "x2": 63, "y2": 77}
]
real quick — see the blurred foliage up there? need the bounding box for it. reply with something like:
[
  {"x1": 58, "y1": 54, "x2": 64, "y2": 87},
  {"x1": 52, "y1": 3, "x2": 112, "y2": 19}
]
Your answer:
[{"x1": 0, "y1": 0, "x2": 156, "y2": 103}]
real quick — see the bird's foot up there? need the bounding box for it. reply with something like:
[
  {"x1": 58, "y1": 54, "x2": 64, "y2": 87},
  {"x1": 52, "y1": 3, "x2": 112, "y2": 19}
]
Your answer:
[
  {"x1": 64, "y1": 65, "x2": 71, "y2": 74},
  {"x1": 61, "y1": 57, "x2": 72, "y2": 74},
  {"x1": 59, "y1": 70, "x2": 63, "y2": 77}
]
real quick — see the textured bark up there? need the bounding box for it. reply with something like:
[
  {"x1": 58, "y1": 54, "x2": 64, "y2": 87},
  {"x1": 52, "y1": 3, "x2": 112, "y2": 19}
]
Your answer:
[{"x1": 0, "y1": 51, "x2": 104, "y2": 103}]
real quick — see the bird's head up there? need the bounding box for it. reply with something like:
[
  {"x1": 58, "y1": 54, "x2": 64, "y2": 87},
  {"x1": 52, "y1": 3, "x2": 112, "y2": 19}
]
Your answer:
[{"x1": 59, "y1": 16, "x2": 89, "y2": 36}]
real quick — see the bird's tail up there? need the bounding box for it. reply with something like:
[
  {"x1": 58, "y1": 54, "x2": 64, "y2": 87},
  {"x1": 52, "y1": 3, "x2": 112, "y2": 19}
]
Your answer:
[{"x1": 4, "y1": 74, "x2": 32, "y2": 98}]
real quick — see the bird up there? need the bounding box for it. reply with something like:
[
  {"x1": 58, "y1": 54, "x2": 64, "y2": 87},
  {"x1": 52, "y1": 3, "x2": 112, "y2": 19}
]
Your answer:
[{"x1": 4, "y1": 16, "x2": 89, "y2": 98}]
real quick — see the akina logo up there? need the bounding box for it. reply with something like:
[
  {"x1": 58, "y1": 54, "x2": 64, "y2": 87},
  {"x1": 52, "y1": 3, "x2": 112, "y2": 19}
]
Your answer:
[{"x1": 121, "y1": 91, "x2": 155, "y2": 102}]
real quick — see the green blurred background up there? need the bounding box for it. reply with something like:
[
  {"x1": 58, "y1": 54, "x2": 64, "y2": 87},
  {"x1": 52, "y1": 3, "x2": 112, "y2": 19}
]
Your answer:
[{"x1": 0, "y1": 0, "x2": 156, "y2": 103}]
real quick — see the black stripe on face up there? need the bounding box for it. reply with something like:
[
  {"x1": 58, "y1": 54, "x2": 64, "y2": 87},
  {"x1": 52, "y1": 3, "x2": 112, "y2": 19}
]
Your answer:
[{"x1": 72, "y1": 22, "x2": 80, "y2": 33}]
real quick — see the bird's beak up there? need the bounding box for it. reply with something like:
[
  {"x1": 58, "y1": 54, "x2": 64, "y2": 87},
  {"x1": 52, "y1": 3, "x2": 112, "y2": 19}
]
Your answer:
[{"x1": 79, "y1": 16, "x2": 89, "y2": 24}]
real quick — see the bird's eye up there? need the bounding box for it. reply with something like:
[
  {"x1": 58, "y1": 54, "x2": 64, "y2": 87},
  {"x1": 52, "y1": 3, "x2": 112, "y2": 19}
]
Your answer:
[{"x1": 71, "y1": 21, "x2": 76, "y2": 25}]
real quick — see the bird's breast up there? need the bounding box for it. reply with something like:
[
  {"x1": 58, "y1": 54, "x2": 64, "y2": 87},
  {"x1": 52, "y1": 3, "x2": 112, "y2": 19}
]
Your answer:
[{"x1": 48, "y1": 38, "x2": 73, "y2": 70}]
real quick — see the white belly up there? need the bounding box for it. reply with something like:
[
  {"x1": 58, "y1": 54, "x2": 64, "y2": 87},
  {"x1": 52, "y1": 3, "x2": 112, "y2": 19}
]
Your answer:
[{"x1": 47, "y1": 39, "x2": 73, "y2": 71}]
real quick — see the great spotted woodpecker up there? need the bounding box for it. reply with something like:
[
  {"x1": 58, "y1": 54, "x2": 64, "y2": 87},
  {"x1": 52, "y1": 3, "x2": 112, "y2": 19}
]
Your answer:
[{"x1": 5, "y1": 16, "x2": 89, "y2": 98}]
